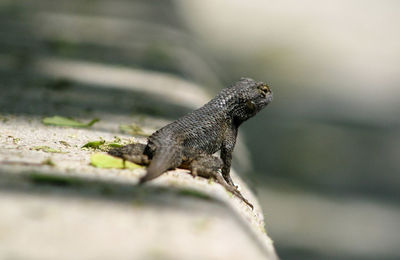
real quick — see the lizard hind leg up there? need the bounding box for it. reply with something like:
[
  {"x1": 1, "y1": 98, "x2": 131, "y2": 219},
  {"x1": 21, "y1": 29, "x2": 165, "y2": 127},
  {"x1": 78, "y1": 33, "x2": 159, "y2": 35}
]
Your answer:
[
  {"x1": 108, "y1": 143, "x2": 150, "y2": 165},
  {"x1": 189, "y1": 155, "x2": 254, "y2": 209}
]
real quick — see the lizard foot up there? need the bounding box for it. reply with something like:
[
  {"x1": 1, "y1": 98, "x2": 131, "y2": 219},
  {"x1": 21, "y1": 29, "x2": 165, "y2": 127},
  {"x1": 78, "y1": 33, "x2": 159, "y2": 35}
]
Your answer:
[
  {"x1": 189, "y1": 155, "x2": 254, "y2": 209},
  {"x1": 213, "y1": 174, "x2": 254, "y2": 209}
]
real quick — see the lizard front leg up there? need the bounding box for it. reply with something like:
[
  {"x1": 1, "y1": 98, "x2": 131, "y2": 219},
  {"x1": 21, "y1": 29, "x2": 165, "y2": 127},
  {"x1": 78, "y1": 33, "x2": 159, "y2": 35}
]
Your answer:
[{"x1": 221, "y1": 126, "x2": 238, "y2": 187}]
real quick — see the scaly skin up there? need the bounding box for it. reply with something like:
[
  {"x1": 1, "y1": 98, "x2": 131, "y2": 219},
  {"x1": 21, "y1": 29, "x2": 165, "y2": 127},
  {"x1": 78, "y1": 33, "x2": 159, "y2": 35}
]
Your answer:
[{"x1": 109, "y1": 77, "x2": 273, "y2": 208}]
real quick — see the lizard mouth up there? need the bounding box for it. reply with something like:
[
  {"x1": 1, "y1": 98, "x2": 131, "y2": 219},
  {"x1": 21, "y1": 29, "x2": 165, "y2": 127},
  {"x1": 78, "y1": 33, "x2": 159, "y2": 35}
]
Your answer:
[{"x1": 262, "y1": 90, "x2": 273, "y2": 105}]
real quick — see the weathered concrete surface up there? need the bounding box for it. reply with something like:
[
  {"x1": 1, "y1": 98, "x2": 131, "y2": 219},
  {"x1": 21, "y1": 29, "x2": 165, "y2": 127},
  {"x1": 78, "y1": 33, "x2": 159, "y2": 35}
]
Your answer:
[
  {"x1": 0, "y1": 115, "x2": 277, "y2": 260},
  {"x1": 0, "y1": 90, "x2": 277, "y2": 259}
]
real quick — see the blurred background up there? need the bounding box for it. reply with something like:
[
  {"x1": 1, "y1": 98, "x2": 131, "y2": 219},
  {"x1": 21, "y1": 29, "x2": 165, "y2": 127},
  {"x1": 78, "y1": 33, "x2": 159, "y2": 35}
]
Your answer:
[{"x1": 1, "y1": 0, "x2": 399, "y2": 259}]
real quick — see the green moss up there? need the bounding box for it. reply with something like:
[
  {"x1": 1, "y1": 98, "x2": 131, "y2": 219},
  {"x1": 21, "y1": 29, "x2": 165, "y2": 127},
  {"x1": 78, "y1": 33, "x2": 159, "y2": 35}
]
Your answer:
[
  {"x1": 41, "y1": 158, "x2": 55, "y2": 167},
  {"x1": 260, "y1": 225, "x2": 267, "y2": 234},
  {"x1": 44, "y1": 39, "x2": 78, "y2": 56},
  {"x1": 131, "y1": 199, "x2": 144, "y2": 208},
  {"x1": 177, "y1": 188, "x2": 211, "y2": 201},
  {"x1": 28, "y1": 173, "x2": 83, "y2": 187},
  {"x1": 44, "y1": 78, "x2": 72, "y2": 91},
  {"x1": 100, "y1": 186, "x2": 114, "y2": 195},
  {"x1": 43, "y1": 116, "x2": 99, "y2": 128},
  {"x1": 0, "y1": 115, "x2": 9, "y2": 123}
]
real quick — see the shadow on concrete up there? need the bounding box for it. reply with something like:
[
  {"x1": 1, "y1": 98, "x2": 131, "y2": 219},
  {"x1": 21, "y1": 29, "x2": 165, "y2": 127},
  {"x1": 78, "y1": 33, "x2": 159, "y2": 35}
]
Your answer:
[
  {"x1": 0, "y1": 70, "x2": 191, "y2": 120},
  {"x1": 0, "y1": 169, "x2": 220, "y2": 212}
]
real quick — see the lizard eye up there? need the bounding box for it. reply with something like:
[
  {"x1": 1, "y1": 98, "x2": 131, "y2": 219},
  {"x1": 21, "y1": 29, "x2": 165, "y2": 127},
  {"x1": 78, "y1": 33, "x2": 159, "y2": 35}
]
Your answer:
[{"x1": 258, "y1": 84, "x2": 271, "y2": 97}]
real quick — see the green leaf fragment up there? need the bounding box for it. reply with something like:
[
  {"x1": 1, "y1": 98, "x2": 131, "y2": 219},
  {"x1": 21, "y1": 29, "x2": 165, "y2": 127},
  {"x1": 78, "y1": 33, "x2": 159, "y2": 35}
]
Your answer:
[
  {"x1": 82, "y1": 140, "x2": 106, "y2": 149},
  {"x1": 107, "y1": 143, "x2": 124, "y2": 148},
  {"x1": 82, "y1": 139, "x2": 128, "y2": 151},
  {"x1": 42, "y1": 116, "x2": 99, "y2": 128},
  {"x1": 90, "y1": 153, "x2": 142, "y2": 169},
  {"x1": 86, "y1": 118, "x2": 99, "y2": 127},
  {"x1": 32, "y1": 146, "x2": 67, "y2": 153},
  {"x1": 59, "y1": 141, "x2": 70, "y2": 147}
]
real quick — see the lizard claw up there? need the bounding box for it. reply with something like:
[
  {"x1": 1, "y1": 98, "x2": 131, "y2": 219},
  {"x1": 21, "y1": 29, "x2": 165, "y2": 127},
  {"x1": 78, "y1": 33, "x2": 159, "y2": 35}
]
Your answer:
[{"x1": 190, "y1": 168, "x2": 198, "y2": 178}]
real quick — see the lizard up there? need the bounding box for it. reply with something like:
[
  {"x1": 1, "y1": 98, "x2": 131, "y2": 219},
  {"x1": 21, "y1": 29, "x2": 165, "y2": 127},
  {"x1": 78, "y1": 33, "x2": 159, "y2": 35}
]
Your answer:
[{"x1": 108, "y1": 77, "x2": 273, "y2": 209}]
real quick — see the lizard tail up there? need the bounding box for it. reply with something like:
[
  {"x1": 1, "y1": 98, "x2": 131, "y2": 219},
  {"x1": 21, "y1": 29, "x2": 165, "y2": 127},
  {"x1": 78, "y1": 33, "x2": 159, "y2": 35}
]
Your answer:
[{"x1": 139, "y1": 146, "x2": 182, "y2": 184}]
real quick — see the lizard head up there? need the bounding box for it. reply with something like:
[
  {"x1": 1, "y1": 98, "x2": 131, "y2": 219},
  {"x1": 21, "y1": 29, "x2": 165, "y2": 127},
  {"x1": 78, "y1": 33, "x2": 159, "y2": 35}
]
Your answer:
[{"x1": 231, "y1": 77, "x2": 273, "y2": 123}]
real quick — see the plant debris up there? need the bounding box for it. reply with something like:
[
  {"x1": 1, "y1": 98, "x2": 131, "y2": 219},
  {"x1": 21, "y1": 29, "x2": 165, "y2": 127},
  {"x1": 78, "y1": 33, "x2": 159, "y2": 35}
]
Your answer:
[
  {"x1": 59, "y1": 140, "x2": 71, "y2": 147},
  {"x1": 42, "y1": 116, "x2": 99, "y2": 128},
  {"x1": 82, "y1": 140, "x2": 106, "y2": 149},
  {"x1": 82, "y1": 138, "x2": 129, "y2": 151},
  {"x1": 120, "y1": 123, "x2": 150, "y2": 136},
  {"x1": 90, "y1": 153, "x2": 143, "y2": 169},
  {"x1": 32, "y1": 146, "x2": 67, "y2": 153}
]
